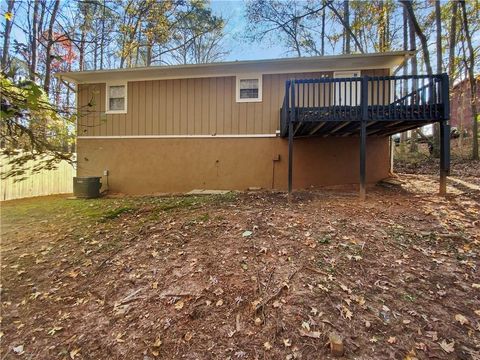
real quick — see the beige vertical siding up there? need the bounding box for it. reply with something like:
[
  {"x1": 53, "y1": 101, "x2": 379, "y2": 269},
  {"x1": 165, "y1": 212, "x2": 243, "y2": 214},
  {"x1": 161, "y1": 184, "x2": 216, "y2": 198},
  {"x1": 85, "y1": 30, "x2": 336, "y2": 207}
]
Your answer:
[{"x1": 77, "y1": 69, "x2": 389, "y2": 136}]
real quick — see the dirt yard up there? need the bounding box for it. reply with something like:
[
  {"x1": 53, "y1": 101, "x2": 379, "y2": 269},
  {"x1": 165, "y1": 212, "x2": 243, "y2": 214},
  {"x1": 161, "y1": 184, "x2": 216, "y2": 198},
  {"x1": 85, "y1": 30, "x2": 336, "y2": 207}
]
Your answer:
[{"x1": 1, "y1": 173, "x2": 479, "y2": 359}]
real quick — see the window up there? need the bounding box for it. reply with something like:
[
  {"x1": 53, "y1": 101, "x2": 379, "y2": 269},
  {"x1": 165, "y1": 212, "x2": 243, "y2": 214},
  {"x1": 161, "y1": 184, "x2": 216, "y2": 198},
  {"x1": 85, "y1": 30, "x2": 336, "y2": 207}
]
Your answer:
[
  {"x1": 106, "y1": 82, "x2": 127, "y2": 114},
  {"x1": 236, "y1": 75, "x2": 262, "y2": 102}
]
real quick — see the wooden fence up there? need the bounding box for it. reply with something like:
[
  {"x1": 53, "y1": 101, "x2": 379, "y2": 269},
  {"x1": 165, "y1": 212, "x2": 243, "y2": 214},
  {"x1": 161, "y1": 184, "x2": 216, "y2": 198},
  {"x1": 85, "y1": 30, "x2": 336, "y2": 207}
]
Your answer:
[{"x1": 0, "y1": 154, "x2": 75, "y2": 201}]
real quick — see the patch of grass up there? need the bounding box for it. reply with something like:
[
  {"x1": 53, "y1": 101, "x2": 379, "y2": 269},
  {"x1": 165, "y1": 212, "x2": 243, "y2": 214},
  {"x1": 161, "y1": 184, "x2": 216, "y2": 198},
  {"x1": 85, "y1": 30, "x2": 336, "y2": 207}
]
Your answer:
[
  {"x1": 100, "y1": 206, "x2": 134, "y2": 221},
  {"x1": 197, "y1": 213, "x2": 210, "y2": 222},
  {"x1": 317, "y1": 234, "x2": 331, "y2": 245},
  {"x1": 402, "y1": 293, "x2": 416, "y2": 302}
]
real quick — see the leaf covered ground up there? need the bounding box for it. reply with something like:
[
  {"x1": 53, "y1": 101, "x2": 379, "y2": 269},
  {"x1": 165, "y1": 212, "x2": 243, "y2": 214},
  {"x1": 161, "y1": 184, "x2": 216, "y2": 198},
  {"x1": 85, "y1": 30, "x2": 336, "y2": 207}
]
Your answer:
[{"x1": 1, "y1": 174, "x2": 479, "y2": 359}]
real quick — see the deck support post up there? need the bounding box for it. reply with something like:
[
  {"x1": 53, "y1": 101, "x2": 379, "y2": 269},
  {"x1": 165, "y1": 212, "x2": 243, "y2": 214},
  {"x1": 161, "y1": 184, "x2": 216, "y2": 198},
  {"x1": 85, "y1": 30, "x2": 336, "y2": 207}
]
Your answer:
[
  {"x1": 439, "y1": 73, "x2": 450, "y2": 196},
  {"x1": 288, "y1": 120, "x2": 293, "y2": 194},
  {"x1": 359, "y1": 120, "x2": 366, "y2": 201},
  {"x1": 439, "y1": 121, "x2": 450, "y2": 195},
  {"x1": 288, "y1": 79, "x2": 295, "y2": 194},
  {"x1": 359, "y1": 76, "x2": 369, "y2": 201}
]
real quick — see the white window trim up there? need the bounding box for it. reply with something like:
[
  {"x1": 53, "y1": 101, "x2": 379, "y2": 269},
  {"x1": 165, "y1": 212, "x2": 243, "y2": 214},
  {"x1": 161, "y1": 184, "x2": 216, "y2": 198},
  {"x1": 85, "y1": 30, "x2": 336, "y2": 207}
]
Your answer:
[
  {"x1": 236, "y1": 74, "x2": 262, "y2": 103},
  {"x1": 106, "y1": 81, "x2": 128, "y2": 114}
]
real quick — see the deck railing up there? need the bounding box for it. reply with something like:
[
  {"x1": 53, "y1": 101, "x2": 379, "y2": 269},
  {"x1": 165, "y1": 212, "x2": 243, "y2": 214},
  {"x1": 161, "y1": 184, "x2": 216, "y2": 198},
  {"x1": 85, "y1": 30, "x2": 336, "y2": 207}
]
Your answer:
[{"x1": 280, "y1": 74, "x2": 449, "y2": 137}]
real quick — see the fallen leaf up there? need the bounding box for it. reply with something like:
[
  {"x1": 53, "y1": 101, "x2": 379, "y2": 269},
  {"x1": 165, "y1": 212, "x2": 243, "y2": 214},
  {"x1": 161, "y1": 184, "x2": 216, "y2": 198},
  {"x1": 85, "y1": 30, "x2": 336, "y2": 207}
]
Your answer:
[
  {"x1": 264, "y1": 342, "x2": 272, "y2": 350},
  {"x1": 13, "y1": 345, "x2": 24, "y2": 355},
  {"x1": 174, "y1": 300, "x2": 184, "y2": 310},
  {"x1": 153, "y1": 338, "x2": 162, "y2": 347},
  {"x1": 151, "y1": 282, "x2": 158, "y2": 289},
  {"x1": 184, "y1": 332, "x2": 193, "y2": 341},
  {"x1": 47, "y1": 326, "x2": 63, "y2": 335},
  {"x1": 68, "y1": 270, "x2": 79, "y2": 278},
  {"x1": 83, "y1": 259, "x2": 92, "y2": 266},
  {"x1": 454, "y1": 314, "x2": 469, "y2": 325},
  {"x1": 242, "y1": 231, "x2": 252, "y2": 237},
  {"x1": 116, "y1": 332, "x2": 125, "y2": 343},
  {"x1": 70, "y1": 348, "x2": 81, "y2": 359},
  {"x1": 300, "y1": 329, "x2": 322, "y2": 338},
  {"x1": 254, "y1": 317, "x2": 262, "y2": 326},
  {"x1": 387, "y1": 336, "x2": 396, "y2": 344},
  {"x1": 213, "y1": 288, "x2": 224, "y2": 296},
  {"x1": 339, "y1": 283, "x2": 352, "y2": 294},
  {"x1": 301, "y1": 321, "x2": 310, "y2": 331},
  {"x1": 341, "y1": 306, "x2": 352, "y2": 320},
  {"x1": 439, "y1": 339, "x2": 455, "y2": 353},
  {"x1": 415, "y1": 342, "x2": 427, "y2": 351},
  {"x1": 273, "y1": 300, "x2": 282, "y2": 308},
  {"x1": 472, "y1": 284, "x2": 480, "y2": 289},
  {"x1": 283, "y1": 339, "x2": 292, "y2": 347}
]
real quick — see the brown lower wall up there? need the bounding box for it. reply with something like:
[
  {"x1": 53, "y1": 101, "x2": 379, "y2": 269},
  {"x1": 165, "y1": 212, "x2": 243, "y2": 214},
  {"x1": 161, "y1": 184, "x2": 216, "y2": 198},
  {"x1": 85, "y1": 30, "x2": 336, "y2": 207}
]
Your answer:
[{"x1": 76, "y1": 137, "x2": 390, "y2": 194}]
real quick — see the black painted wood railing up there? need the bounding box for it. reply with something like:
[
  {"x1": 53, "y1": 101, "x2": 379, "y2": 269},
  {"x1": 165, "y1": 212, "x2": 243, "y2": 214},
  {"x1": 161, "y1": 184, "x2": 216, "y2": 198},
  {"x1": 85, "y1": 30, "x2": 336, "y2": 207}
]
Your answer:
[{"x1": 280, "y1": 74, "x2": 450, "y2": 137}]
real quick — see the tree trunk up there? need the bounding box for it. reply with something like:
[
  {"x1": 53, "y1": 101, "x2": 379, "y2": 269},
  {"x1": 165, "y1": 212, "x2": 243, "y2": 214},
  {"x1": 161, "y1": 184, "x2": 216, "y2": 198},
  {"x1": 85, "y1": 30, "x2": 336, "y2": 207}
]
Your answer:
[
  {"x1": 43, "y1": 0, "x2": 60, "y2": 95},
  {"x1": 343, "y1": 0, "x2": 350, "y2": 54},
  {"x1": 408, "y1": 10, "x2": 418, "y2": 152},
  {"x1": 100, "y1": 0, "x2": 106, "y2": 69},
  {"x1": 448, "y1": 1, "x2": 458, "y2": 80},
  {"x1": 1, "y1": 0, "x2": 15, "y2": 70},
  {"x1": 327, "y1": 2, "x2": 364, "y2": 54},
  {"x1": 146, "y1": 43, "x2": 153, "y2": 66},
  {"x1": 401, "y1": 0, "x2": 433, "y2": 75},
  {"x1": 79, "y1": 30, "x2": 86, "y2": 71},
  {"x1": 30, "y1": 0, "x2": 39, "y2": 81},
  {"x1": 321, "y1": 2, "x2": 325, "y2": 56},
  {"x1": 400, "y1": 5, "x2": 408, "y2": 149},
  {"x1": 432, "y1": 0, "x2": 442, "y2": 157},
  {"x1": 460, "y1": 0, "x2": 478, "y2": 160},
  {"x1": 378, "y1": 1, "x2": 385, "y2": 51}
]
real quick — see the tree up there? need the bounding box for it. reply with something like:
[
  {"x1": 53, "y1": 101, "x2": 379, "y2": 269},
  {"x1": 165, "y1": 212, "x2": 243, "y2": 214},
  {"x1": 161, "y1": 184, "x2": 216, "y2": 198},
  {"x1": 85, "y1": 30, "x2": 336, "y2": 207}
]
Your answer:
[
  {"x1": 400, "y1": 0, "x2": 433, "y2": 75},
  {"x1": 460, "y1": 0, "x2": 479, "y2": 160},
  {"x1": 343, "y1": 0, "x2": 350, "y2": 54},
  {"x1": 0, "y1": 74, "x2": 74, "y2": 178},
  {"x1": 169, "y1": 1, "x2": 226, "y2": 64},
  {"x1": 1, "y1": 0, "x2": 15, "y2": 70},
  {"x1": 43, "y1": 0, "x2": 60, "y2": 94}
]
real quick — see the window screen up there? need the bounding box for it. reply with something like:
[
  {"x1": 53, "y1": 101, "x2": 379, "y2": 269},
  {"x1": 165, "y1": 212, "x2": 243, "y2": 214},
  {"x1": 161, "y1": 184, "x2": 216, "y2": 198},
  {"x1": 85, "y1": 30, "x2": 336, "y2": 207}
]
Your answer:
[
  {"x1": 108, "y1": 85, "x2": 125, "y2": 111},
  {"x1": 239, "y1": 79, "x2": 259, "y2": 99}
]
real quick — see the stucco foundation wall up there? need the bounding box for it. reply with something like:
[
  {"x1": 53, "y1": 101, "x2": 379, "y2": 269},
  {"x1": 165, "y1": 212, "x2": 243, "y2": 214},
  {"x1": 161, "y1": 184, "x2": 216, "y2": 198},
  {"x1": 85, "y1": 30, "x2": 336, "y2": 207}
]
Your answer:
[{"x1": 76, "y1": 137, "x2": 390, "y2": 195}]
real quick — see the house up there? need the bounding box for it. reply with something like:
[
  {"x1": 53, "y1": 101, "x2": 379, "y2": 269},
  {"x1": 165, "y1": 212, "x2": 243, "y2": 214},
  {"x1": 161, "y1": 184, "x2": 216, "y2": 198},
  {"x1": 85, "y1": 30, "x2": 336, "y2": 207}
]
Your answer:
[
  {"x1": 58, "y1": 51, "x2": 450, "y2": 198},
  {"x1": 450, "y1": 76, "x2": 479, "y2": 133}
]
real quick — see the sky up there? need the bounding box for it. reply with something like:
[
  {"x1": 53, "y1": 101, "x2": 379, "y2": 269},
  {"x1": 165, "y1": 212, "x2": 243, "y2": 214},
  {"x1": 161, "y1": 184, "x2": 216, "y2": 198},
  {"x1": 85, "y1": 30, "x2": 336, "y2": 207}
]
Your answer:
[{"x1": 210, "y1": 1, "x2": 288, "y2": 61}]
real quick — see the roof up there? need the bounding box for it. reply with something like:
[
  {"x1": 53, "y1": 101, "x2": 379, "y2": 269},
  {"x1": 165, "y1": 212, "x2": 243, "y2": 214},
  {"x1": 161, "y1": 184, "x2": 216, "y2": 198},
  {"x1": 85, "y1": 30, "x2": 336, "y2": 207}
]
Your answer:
[{"x1": 57, "y1": 51, "x2": 415, "y2": 84}]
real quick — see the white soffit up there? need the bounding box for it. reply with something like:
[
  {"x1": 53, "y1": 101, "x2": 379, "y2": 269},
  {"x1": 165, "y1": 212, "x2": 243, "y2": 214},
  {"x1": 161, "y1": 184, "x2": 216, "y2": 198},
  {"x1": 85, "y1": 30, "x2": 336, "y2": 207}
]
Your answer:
[{"x1": 57, "y1": 51, "x2": 414, "y2": 84}]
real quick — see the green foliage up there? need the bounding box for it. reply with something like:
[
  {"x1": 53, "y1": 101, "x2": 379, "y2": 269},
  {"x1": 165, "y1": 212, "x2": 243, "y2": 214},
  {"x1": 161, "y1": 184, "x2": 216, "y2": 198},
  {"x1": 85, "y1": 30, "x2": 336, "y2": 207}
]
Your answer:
[{"x1": 0, "y1": 73, "x2": 75, "y2": 179}]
